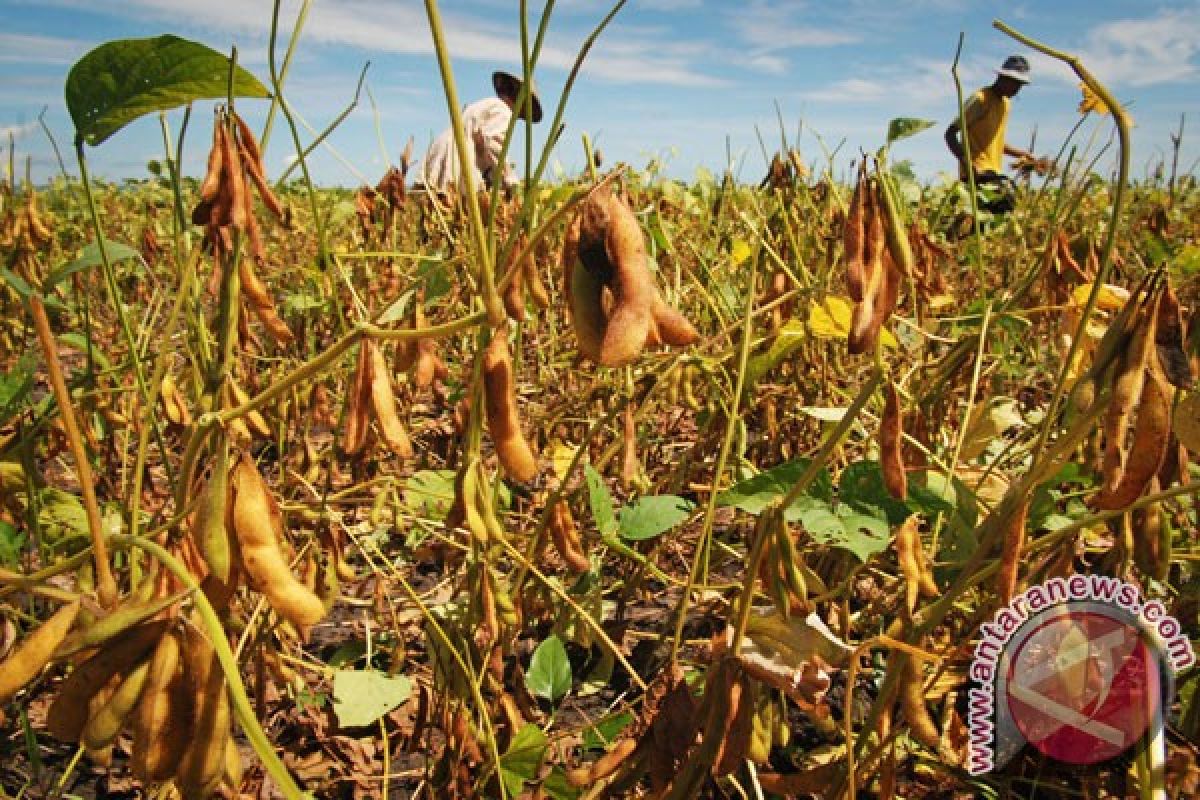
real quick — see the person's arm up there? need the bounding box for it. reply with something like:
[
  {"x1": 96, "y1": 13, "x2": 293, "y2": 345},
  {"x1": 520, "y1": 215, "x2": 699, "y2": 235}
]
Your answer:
[
  {"x1": 1003, "y1": 143, "x2": 1033, "y2": 161},
  {"x1": 944, "y1": 120, "x2": 965, "y2": 163}
]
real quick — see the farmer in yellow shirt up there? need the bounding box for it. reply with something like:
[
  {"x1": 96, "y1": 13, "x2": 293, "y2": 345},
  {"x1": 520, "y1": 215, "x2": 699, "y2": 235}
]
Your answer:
[{"x1": 944, "y1": 56, "x2": 1038, "y2": 213}]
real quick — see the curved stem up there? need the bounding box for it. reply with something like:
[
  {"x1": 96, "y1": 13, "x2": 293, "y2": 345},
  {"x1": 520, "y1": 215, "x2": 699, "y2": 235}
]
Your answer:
[
  {"x1": 993, "y1": 20, "x2": 1133, "y2": 467},
  {"x1": 29, "y1": 296, "x2": 117, "y2": 607}
]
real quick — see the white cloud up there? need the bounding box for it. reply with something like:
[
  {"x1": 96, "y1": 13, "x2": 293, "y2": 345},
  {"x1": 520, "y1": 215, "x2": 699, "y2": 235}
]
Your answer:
[
  {"x1": 728, "y1": 0, "x2": 860, "y2": 75},
  {"x1": 1027, "y1": 8, "x2": 1200, "y2": 89},
  {"x1": 0, "y1": 120, "x2": 42, "y2": 140},
  {"x1": 29, "y1": 0, "x2": 724, "y2": 87},
  {"x1": 0, "y1": 32, "x2": 88, "y2": 65},
  {"x1": 1079, "y1": 9, "x2": 1200, "y2": 87}
]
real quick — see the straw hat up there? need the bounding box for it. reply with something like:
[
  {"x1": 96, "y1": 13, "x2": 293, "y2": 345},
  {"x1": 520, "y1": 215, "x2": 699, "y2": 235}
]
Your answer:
[{"x1": 492, "y1": 70, "x2": 543, "y2": 123}]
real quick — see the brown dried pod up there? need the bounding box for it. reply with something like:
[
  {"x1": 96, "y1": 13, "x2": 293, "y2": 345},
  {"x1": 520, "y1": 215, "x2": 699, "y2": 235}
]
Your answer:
[
  {"x1": 849, "y1": 173, "x2": 886, "y2": 354},
  {"x1": 1092, "y1": 358, "x2": 1172, "y2": 510},
  {"x1": 996, "y1": 499, "x2": 1029, "y2": 606},
  {"x1": 844, "y1": 160, "x2": 867, "y2": 302},
  {"x1": 240, "y1": 257, "x2": 295, "y2": 345},
  {"x1": 880, "y1": 380, "x2": 906, "y2": 500},
  {"x1": 898, "y1": 653, "x2": 940, "y2": 749},
  {"x1": 1101, "y1": 294, "x2": 1159, "y2": 493},
  {"x1": 342, "y1": 341, "x2": 373, "y2": 456},
  {"x1": 566, "y1": 185, "x2": 698, "y2": 366},
  {"x1": 894, "y1": 515, "x2": 923, "y2": 616},
  {"x1": 366, "y1": 339, "x2": 413, "y2": 459},
  {"x1": 1155, "y1": 281, "x2": 1193, "y2": 390},
  {"x1": 482, "y1": 333, "x2": 538, "y2": 482},
  {"x1": 549, "y1": 500, "x2": 589, "y2": 573},
  {"x1": 198, "y1": 112, "x2": 225, "y2": 203}
]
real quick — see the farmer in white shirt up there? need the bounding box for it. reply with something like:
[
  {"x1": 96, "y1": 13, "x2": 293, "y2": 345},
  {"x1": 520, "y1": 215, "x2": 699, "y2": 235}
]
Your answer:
[{"x1": 416, "y1": 71, "x2": 542, "y2": 196}]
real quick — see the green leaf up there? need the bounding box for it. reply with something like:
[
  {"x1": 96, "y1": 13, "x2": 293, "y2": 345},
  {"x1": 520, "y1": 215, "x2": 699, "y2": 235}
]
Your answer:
[
  {"x1": 416, "y1": 257, "x2": 451, "y2": 302},
  {"x1": 798, "y1": 506, "x2": 890, "y2": 563},
  {"x1": 618, "y1": 495, "x2": 693, "y2": 541},
  {"x1": 541, "y1": 767, "x2": 582, "y2": 800},
  {"x1": 838, "y1": 460, "x2": 911, "y2": 525},
  {"x1": 526, "y1": 634, "x2": 572, "y2": 702},
  {"x1": 331, "y1": 669, "x2": 412, "y2": 729},
  {"x1": 66, "y1": 35, "x2": 270, "y2": 146},
  {"x1": 0, "y1": 521, "x2": 25, "y2": 567},
  {"x1": 886, "y1": 117, "x2": 936, "y2": 145},
  {"x1": 746, "y1": 319, "x2": 806, "y2": 388},
  {"x1": 585, "y1": 465, "x2": 617, "y2": 537},
  {"x1": 499, "y1": 724, "x2": 548, "y2": 798},
  {"x1": 582, "y1": 711, "x2": 634, "y2": 751},
  {"x1": 402, "y1": 470, "x2": 456, "y2": 520},
  {"x1": 375, "y1": 289, "x2": 415, "y2": 326},
  {"x1": 716, "y1": 458, "x2": 834, "y2": 517},
  {"x1": 1, "y1": 268, "x2": 35, "y2": 300},
  {"x1": 0, "y1": 354, "x2": 36, "y2": 425},
  {"x1": 46, "y1": 239, "x2": 141, "y2": 290}
]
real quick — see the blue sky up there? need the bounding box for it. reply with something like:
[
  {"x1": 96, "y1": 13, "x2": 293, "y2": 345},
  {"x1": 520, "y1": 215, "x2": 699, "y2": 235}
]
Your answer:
[{"x1": 2, "y1": 0, "x2": 1197, "y2": 187}]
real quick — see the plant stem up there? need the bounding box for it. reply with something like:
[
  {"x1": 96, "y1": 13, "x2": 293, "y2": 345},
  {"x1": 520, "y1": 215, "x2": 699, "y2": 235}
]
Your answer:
[{"x1": 28, "y1": 295, "x2": 117, "y2": 607}]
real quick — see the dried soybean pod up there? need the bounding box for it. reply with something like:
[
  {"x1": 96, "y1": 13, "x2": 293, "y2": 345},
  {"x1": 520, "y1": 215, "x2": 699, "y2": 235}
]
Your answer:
[
  {"x1": 1092, "y1": 360, "x2": 1172, "y2": 510},
  {"x1": 56, "y1": 591, "x2": 185, "y2": 658},
  {"x1": 342, "y1": 341, "x2": 373, "y2": 456},
  {"x1": 482, "y1": 333, "x2": 538, "y2": 482},
  {"x1": 1133, "y1": 480, "x2": 1169, "y2": 581},
  {"x1": 713, "y1": 674, "x2": 754, "y2": 777},
  {"x1": 225, "y1": 379, "x2": 272, "y2": 439},
  {"x1": 524, "y1": 249, "x2": 551, "y2": 309},
  {"x1": 219, "y1": 114, "x2": 249, "y2": 232},
  {"x1": 549, "y1": 500, "x2": 589, "y2": 573},
  {"x1": 198, "y1": 113, "x2": 225, "y2": 202},
  {"x1": 231, "y1": 454, "x2": 326, "y2": 629},
  {"x1": 844, "y1": 160, "x2": 867, "y2": 302},
  {"x1": 621, "y1": 407, "x2": 639, "y2": 489},
  {"x1": 222, "y1": 735, "x2": 243, "y2": 792},
  {"x1": 233, "y1": 113, "x2": 284, "y2": 220},
  {"x1": 880, "y1": 380, "x2": 906, "y2": 500},
  {"x1": 240, "y1": 258, "x2": 295, "y2": 345},
  {"x1": 893, "y1": 515, "x2": 922, "y2": 616},
  {"x1": 849, "y1": 175, "x2": 886, "y2": 354},
  {"x1": 898, "y1": 653, "x2": 939, "y2": 748},
  {"x1": 81, "y1": 658, "x2": 151, "y2": 751},
  {"x1": 366, "y1": 339, "x2": 414, "y2": 459},
  {"x1": 1155, "y1": 282, "x2": 1193, "y2": 389},
  {"x1": 1102, "y1": 296, "x2": 1158, "y2": 493},
  {"x1": 996, "y1": 499, "x2": 1029, "y2": 606},
  {"x1": 176, "y1": 627, "x2": 231, "y2": 797},
  {"x1": 47, "y1": 620, "x2": 169, "y2": 742},
  {"x1": 0, "y1": 600, "x2": 80, "y2": 703},
  {"x1": 503, "y1": 243, "x2": 527, "y2": 322},
  {"x1": 194, "y1": 440, "x2": 232, "y2": 592},
  {"x1": 877, "y1": 167, "x2": 915, "y2": 279},
  {"x1": 131, "y1": 630, "x2": 191, "y2": 783},
  {"x1": 597, "y1": 188, "x2": 657, "y2": 367},
  {"x1": 648, "y1": 294, "x2": 700, "y2": 348},
  {"x1": 566, "y1": 737, "x2": 640, "y2": 787}
]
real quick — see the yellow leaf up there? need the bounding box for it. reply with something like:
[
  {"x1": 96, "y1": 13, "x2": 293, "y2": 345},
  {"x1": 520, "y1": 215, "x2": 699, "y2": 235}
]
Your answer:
[
  {"x1": 1070, "y1": 282, "x2": 1129, "y2": 312},
  {"x1": 1078, "y1": 82, "x2": 1109, "y2": 115},
  {"x1": 730, "y1": 238, "x2": 753, "y2": 267},
  {"x1": 806, "y1": 295, "x2": 896, "y2": 348},
  {"x1": 549, "y1": 441, "x2": 577, "y2": 483}
]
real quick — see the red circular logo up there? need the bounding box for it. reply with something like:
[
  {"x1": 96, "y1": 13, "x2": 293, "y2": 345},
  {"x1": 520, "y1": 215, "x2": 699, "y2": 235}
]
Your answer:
[{"x1": 1005, "y1": 609, "x2": 1161, "y2": 765}]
